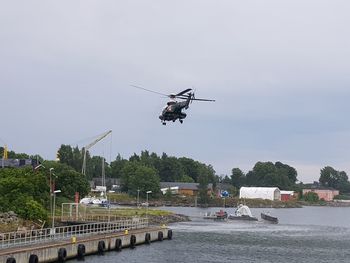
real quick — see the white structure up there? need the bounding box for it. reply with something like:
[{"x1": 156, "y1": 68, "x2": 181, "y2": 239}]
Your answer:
[
  {"x1": 160, "y1": 186, "x2": 179, "y2": 195},
  {"x1": 235, "y1": 204, "x2": 253, "y2": 217},
  {"x1": 239, "y1": 187, "x2": 281, "y2": 201}
]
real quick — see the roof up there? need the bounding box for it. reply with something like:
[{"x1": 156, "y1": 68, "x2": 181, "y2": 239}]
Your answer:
[
  {"x1": 160, "y1": 182, "x2": 213, "y2": 190},
  {"x1": 240, "y1": 187, "x2": 281, "y2": 200},
  {"x1": 302, "y1": 182, "x2": 337, "y2": 191},
  {"x1": 280, "y1": 190, "x2": 294, "y2": 195},
  {"x1": 240, "y1": 187, "x2": 280, "y2": 193},
  {"x1": 303, "y1": 188, "x2": 339, "y2": 192}
]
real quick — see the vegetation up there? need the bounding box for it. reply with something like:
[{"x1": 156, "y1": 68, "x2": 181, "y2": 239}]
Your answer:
[
  {"x1": 319, "y1": 166, "x2": 350, "y2": 193},
  {"x1": 0, "y1": 167, "x2": 49, "y2": 221},
  {"x1": 0, "y1": 160, "x2": 90, "y2": 222},
  {"x1": 2, "y1": 144, "x2": 350, "y2": 226},
  {"x1": 57, "y1": 147, "x2": 217, "y2": 198},
  {"x1": 302, "y1": 192, "x2": 320, "y2": 202}
]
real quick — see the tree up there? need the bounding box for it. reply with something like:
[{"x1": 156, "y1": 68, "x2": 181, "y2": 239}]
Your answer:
[
  {"x1": 275, "y1": 162, "x2": 297, "y2": 184},
  {"x1": 43, "y1": 161, "x2": 90, "y2": 199},
  {"x1": 245, "y1": 161, "x2": 297, "y2": 189},
  {"x1": 158, "y1": 156, "x2": 185, "y2": 182},
  {"x1": 120, "y1": 162, "x2": 160, "y2": 197},
  {"x1": 57, "y1": 144, "x2": 74, "y2": 167},
  {"x1": 110, "y1": 154, "x2": 128, "y2": 178},
  {"x1": 197, "y1": 166, "x2": 210, "y2": 204},
  {"x1": 178, "y1": 157, "x2": 201, "y2": 182},
  {"x1": 319, "y1": 166, "x2": 350, "y2": 193},
  {"x1": 231, "y1": 168, "x2": 245, "y2": 188}
]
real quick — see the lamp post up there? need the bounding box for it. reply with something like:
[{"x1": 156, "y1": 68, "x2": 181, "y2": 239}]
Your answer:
[
  {"x1": 146, "y1": 191, "x2": 152, "y2": 216},
  {"x1": 49, "y1": 168, "x2": 54, "y2": 224},
  {"x1": 52, "y1": 190, "x2": 61, "y2": 235},
  {"x1": 137, "y1": 189, "x2": 140, "y2": 208}
]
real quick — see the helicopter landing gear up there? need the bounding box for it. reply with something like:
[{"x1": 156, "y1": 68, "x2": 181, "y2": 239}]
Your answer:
[
  {"x1": 162, "y1": 122, "x2": 166, "y2": 125},
  {"x1": 179, "y1": 120, "x2": 183, "y2": 124}
]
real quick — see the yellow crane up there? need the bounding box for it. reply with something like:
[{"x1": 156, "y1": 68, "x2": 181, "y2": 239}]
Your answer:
[{"x1": 3, "y1": 145, "x2": 8, "y2": 159}]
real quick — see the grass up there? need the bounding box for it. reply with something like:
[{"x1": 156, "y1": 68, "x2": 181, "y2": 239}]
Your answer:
[{"x1": 83, "y1": 206, "x2": 172, "y2": 218}]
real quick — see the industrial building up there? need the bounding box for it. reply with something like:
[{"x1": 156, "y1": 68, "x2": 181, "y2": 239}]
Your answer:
[
  {"x1": 239, "y1": 187, "x2": 281, "y2": 201},
  {"x1": 302, "y1": 188, "x2": 339, "y2": 201}
]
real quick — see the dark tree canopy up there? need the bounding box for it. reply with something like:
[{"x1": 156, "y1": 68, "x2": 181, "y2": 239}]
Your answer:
[
  {"x1": 319, "y1": 166, "x2": 350, "y2": 193},
  {"x1": 231, "y1": 168, "x2": 246, "y2": 188},
  {"x1": 245, "y1": 161, "x2": 297, "y2": 189}
]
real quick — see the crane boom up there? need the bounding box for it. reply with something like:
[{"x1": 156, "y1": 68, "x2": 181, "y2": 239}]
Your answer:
[{"x1": 81, "y1": 130, "x2": 112, "y2": 176}]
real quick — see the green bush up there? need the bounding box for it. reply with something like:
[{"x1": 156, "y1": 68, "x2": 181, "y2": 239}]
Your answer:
[
  {"x1": 334, "y1": 194, "x2": 350, "y2": 200},
  {"x1": 12, "y1": 196, "x2": 48, "y2": 221},
  {"x1": 303, "y1": 192, "x2": 319, "y2": 202}
]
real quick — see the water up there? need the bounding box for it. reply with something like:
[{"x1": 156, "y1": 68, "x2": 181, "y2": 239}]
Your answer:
[{"x1": 70, "y1": 206, "x2": 350, "y2": 263}]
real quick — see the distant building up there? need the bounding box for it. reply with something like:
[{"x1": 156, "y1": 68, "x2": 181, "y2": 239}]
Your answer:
[
  {"x1": 89, "y1": 178, "x2": 121, "y2": 191},
  {"x1": 1, "y1": 158, "x2": 40, "y2": 169},
  {"x1": 302, "y1": 188, "x2": 339, "y2": 201},
  {"x1": 160, "y1": 182, "x2": 213, "y2": 196},
  {"x1": 239, "y1": 187, "x2": 281, "y2": 201},
  {"x1": 280, "y1": 190, "x2": 295, "y2": 201}
]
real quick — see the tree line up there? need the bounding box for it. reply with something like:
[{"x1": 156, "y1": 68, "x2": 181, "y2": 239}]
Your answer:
[
  {"x1": 1, "y1": 144, "x2": 350, "y2": 222},
  {"x1": 57, "y1": 144, "x2": 350, "y2": 196},
  {"x1": 57, "y1": 145, "x2": 216, "y2": 198}
]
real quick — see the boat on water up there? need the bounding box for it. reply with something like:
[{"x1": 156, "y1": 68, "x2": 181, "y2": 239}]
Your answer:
[
  {"x1": 203, "y1": 210, "x2": 228, "y2": 220},
  {"x1": 261, "y1": 212, "x2": 278, "y2": 223},
  {"x1": 79, "y1": 196, "x2": 109, "y2": 207},
  {"x1": 228, "y1": 204, "x2": 258, "y2": 221}
]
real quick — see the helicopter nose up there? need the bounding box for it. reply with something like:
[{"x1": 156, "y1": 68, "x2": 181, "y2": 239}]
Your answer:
[{"x1": 159, "y1": 115, "x2": 164, "y2": 120}]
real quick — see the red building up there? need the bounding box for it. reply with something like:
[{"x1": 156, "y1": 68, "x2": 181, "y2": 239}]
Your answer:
[{"x1": 280, "y1": 191, "x2": 295, "y2": 201}]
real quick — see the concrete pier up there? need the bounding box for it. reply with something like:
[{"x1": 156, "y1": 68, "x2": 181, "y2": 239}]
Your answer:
[{"x1": 0, "y1": 227, "x2": 172, "y2": 263}]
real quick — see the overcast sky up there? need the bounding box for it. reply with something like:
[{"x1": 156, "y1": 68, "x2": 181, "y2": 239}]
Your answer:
[{"x1": 1, "y1": 0, "x2": 350, "y2": 183}]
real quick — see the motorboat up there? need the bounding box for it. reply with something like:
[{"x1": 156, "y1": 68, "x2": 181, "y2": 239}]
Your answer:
[
  {"x1": 228, "y1": 204, "x2": 258, "y2": 221},
  {"x1": 261, "y1": 212, "x2": 278, "y2": 223},
  {"x1": 79, "y1": 197, "x2": 94, "y2": 205},
  {"x1": 80, "y1": 196, "x2": 108, "y2": 206},
  {"x1": 203, "y1": 210, "x2": 228, "y2": 220}
]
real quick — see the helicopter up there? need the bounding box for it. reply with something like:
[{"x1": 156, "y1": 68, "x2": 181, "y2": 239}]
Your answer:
[{"x1": 132, "y1": 85, "x2": 215, "y2": 125}]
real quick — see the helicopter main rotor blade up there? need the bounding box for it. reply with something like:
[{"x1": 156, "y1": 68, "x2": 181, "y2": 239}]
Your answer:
[
  {"x1": 176, "y1": 88, "x2": 192, "y2": 97},
  {"x1": 191, "y1": 98, "x2": 216, "y2": 102},
  {"x1": 131, "y1": 85, "x2": 168, "y2": 96}
]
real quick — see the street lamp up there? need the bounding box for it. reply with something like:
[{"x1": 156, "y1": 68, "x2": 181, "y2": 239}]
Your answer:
[
  {"x1": 49, "y1": 168, "x2": 54, "y2": 223},
  {"x1": 51, "y1": 189, "x2": 61, "y2": 235},
  {"x1": 146, "y1": 191, "x2": 152, "y2": 216},
  {"x1": 137, "y1": 189, "x2": 140, "y2": 208}
]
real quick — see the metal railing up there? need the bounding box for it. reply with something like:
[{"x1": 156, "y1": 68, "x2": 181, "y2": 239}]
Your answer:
[{"x1": 0, "y1": 218, "x2": 148, "y2": 249}]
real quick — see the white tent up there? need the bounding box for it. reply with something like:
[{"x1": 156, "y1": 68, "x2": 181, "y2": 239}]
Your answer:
[{"x1": 239, "y1": 187, "x2": 281, "y2": 201}]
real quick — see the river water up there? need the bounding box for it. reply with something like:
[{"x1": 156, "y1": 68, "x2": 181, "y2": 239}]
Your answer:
[{"x1": 70, "y1": 206, "x2": 350, "y2": 263}]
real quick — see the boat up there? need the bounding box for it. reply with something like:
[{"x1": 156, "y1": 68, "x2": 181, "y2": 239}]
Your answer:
[
  {"x1": 79, "y1": 196, "x2": 108, "y2": 206},
  {"x1": 228, "y1": 204, "x2": 258, "y2": 221},
  {"x1": 261, "y1": 212, "x2": 278, "y2": 223},
  {"x1": 203, "y1": 210, "x2": 228, "y2": 220}
]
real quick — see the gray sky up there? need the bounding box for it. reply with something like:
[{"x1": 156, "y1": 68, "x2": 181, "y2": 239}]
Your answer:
[{"x1": 1, "y1": 0, "x2": 350, "y2": 183}]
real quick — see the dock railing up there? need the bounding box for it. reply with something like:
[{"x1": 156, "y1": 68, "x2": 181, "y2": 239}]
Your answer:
[{"x1": 0, "y1": 218, "x2": 148, "y2": 249}]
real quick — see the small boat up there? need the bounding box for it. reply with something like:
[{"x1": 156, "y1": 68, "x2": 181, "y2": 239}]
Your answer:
[
  {"x1": 261, "y1": 212, "x2": 278, "y2": 223},
  {"x1": 203, "y1": 210, "x2": 228, "y2": 220},
  {"x1": 80, "y1": 196, "x2": 108, "y2": 206},
  {"x1": 228, "y1": 204, "x2": 258, "y2": 221}
]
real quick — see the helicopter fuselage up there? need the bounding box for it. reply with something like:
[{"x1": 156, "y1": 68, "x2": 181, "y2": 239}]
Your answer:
[{"x1": 159, "y1": 95, "x2": 191, "y2": 124}]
